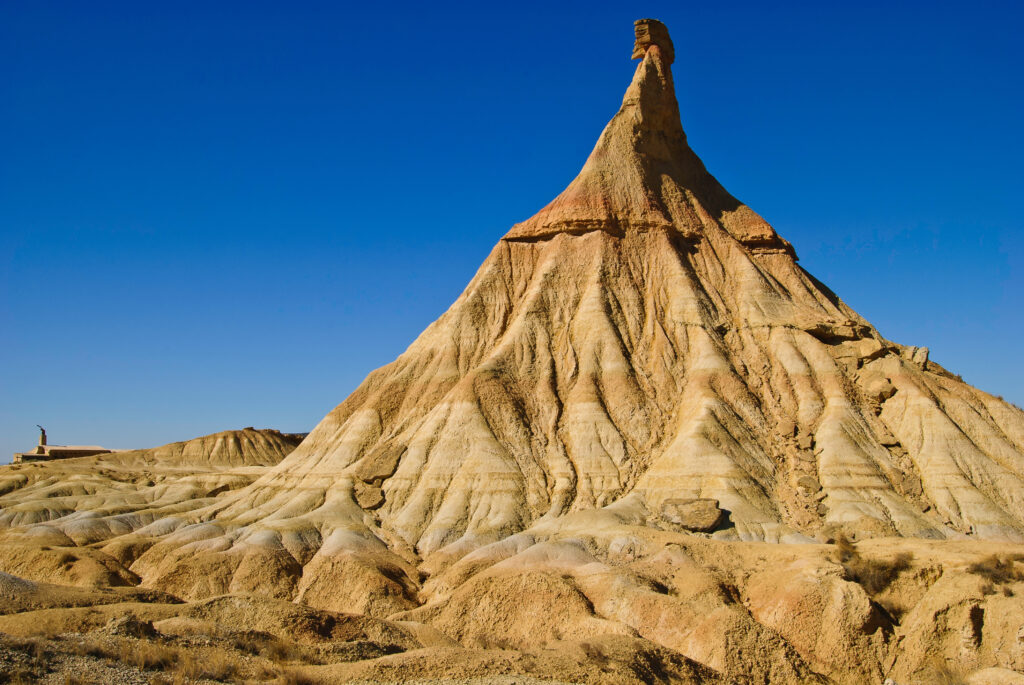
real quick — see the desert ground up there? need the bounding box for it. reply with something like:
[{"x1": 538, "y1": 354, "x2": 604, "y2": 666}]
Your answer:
[{"x1": 1, "y1": 445, "x2": 1023, "y2": 683}]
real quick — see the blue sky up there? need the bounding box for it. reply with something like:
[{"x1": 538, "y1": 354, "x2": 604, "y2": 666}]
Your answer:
[{"x1": 2, "y1": 1, "x2": 1022, "y2": 460}]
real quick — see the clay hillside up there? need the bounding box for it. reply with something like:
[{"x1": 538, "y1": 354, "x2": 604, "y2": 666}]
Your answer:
[{"x1": 1, "y1": 19, "x2": 1023, "y2": 685}]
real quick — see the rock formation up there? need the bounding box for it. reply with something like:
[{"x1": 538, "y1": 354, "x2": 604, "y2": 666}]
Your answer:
[
  {"x1": 198, "y1": 16, "x2": 1024, "y2": 551},
  {"x1": 1, "y1": 19, "x2": 1023, "y2": 685}
]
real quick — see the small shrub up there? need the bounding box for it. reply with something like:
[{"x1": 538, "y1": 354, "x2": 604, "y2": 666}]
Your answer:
[
  {"x1": 834, "y1": 533, "x2": 858, "y2": 563},
  {"x1": 877, "y1": 597, "x2": 908, "y2": 621},
  {"x1": 967, "y1": 555, "x2": 1024, "y2": 585},
  {"x1": 647, "y1": 578, "x2": 671, "y2": 595},
  {"x1": 854, "y1": 552, "x2": 913, "y2": 594},
  {"x1": 579, "y1": 641, "x2": 611, "y2": 670},
  {"x1": 487, "y1": 637, "x2": 517, "y2": 650},
  {"x1": 833, "y1": 535, "x2": 912, "y2": 594}
]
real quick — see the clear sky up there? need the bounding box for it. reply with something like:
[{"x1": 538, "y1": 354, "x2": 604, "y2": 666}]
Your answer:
[{"x1": 2, "y1": 1, "x2": 1022, "y2": 461}]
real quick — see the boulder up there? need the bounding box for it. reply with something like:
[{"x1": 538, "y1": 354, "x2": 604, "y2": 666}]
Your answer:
[
  {"x1": 660, "y1": 499, "x2": 724, "y2": 532},
  {"x1": 913, "y1": 346, "x2": 930, "y2": 366},
  {"x1": 902, "y1": 345, "x2": 930, "y2": 368},
  {"x1": 796, "y1": 476, "x2": 822, "y2": 494},
  {"x1": 354, "y1": 483, "x2": 385, "y2": 510},
  {"x1": 105, "y1": 613, "x2": 156, "y2": 638}
]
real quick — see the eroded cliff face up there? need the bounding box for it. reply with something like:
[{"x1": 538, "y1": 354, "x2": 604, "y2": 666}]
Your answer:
[{"x1": 2, "y1": 19, "x2": 1023, "y2": 685}]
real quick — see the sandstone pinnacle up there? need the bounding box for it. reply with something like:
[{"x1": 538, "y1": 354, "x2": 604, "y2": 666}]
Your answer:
[
  {"x1": 167, "y1": 18, "x2": 1022, "y2": 551},
  {"x1": 0, "y1": 21, "x2": 1022, "y2": 684}
]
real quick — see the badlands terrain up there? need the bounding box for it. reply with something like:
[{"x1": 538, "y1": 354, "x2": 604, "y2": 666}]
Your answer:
[{"x1": 2, "y1": 19, "x2": 1024, "y2": 685}]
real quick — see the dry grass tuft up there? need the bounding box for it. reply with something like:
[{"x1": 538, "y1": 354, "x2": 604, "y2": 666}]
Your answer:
[
  {"x1": 273, "y1": 668, "x2": 320, "y2": 685},
  {"x1": 231, "y1": 631, "x2": 301, "y2": 662},
  {"x1": 0, "y1": 635, "x2": 48, "y2": 683},
  {"x1": 2, "y1": 635, "x2": 47, "y2": 663},
  {"x1": 231, "y1": 632, "x2": 269, "y2": 655},
  {"x1": 118, "y1": 640, "x2": 178, "y2": 671},
  {"x1": 175, "y1": 648, "x2": 239, "y2": 681},
  {"x1": 263, "y1": 639, "x2": 303, "y2": 663},
  {"x1": 6, "y1": 668, "x2": 37, "y2": 685},
  {"x1": 967, "y1": 554, "x2": 1024, "y2": 585},
  {"x1": 833, "y1": 534, "x2": 912, "y2": 594},
  {"x1": 928, "y1": 660, "x2": 968, "y2": 685},
  {"x1": 71, "y1": 639, "x2": 114, "y2": 659}
]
